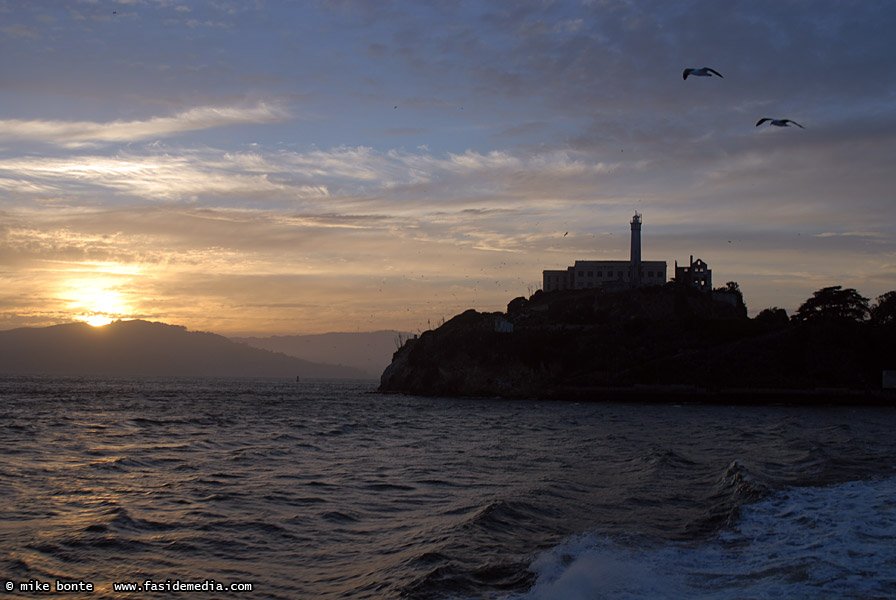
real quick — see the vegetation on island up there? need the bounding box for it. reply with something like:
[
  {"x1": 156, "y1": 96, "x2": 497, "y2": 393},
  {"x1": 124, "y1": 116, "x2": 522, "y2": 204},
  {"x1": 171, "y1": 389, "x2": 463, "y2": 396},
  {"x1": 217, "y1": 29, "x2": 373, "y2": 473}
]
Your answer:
[{"x1": 379, "y1": 283, "x2": 896, "y2": 402}]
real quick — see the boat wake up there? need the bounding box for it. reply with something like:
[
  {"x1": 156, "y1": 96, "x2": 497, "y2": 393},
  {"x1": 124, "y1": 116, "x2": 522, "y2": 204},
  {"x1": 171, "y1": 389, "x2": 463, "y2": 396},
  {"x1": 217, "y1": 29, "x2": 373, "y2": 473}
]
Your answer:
[{"x1": 511, "y1": 476, "x2": 896, "y2": 600}]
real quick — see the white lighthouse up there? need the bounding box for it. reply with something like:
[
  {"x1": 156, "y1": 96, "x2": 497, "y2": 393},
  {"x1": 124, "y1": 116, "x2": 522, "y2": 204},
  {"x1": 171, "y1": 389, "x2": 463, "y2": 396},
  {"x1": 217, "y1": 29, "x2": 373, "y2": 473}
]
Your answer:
[{"x1": 630, "y1": 212, "x2": 642, "y2": 287}]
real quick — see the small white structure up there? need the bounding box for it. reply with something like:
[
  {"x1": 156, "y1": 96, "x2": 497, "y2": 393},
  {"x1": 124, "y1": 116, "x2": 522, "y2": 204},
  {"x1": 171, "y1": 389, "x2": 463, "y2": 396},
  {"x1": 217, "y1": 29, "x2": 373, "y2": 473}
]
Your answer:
[
  {"x1": 883, "y1": 371, "x2": 896, "y2": 389},
  {"x1": 494, "y1": 316, "x2": 514, "y2": 333},
  {"x1": 543, "y1": 213, "x2": 667, "y2": 292}
]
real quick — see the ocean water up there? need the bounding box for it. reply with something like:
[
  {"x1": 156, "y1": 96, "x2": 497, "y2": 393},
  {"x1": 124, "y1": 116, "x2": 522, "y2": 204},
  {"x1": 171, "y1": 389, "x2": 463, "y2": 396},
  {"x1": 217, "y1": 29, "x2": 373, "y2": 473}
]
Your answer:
[{"x1": 1, "y1": 376, "x2": 894, "y2": 599}]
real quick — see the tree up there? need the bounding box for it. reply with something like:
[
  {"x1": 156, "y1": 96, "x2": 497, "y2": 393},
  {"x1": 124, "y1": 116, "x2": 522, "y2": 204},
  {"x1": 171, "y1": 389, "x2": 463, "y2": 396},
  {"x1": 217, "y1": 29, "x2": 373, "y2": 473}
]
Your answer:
[
  {"x1": 755, "y1": 307, "x2": 789, "y2": 326},
  {"x1": 792, "y1": 286, "x2": 870, "y2": 323},
  {"x1": 713, "y1": 281, "x2": 747, "y2": 314},
  {"x1": 870, "y1": 291, "x2": 896, "y2": 326}
]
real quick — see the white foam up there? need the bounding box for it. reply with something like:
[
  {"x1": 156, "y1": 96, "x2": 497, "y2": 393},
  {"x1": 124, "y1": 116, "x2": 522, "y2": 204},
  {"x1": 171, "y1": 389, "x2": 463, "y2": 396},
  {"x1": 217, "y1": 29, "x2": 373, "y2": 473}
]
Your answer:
[{"x1": 509, "y1": 477, "x2": 896, "y2": 600}]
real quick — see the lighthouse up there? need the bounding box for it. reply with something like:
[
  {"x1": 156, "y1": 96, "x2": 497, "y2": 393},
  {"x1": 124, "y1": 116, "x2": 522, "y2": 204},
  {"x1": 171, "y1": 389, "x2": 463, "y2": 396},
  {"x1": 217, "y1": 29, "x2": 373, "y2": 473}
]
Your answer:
[{"x1": 630, "y1": 212, "x2": 642, "y2": 287}]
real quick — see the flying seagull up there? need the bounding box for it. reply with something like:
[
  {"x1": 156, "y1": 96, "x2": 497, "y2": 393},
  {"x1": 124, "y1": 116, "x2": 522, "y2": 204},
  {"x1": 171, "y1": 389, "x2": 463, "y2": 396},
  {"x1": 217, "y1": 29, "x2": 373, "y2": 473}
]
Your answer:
[
  {"x1": 756, "y1": 118, "x2": 804, "y2": 128},
  {"x1": 683, "y1": 67, "x2": 723, "y2": 80}
]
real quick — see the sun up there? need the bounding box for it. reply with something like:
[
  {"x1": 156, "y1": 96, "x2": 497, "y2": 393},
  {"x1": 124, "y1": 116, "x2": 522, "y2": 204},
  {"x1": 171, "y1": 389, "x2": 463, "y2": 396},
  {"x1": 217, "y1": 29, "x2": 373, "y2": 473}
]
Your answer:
[
  {"x1": 66, "y1": 284, "x2": 134, "y2": 327},
  {"x1": 82, "y1": 314, "x2": 116, "y2": 327}
]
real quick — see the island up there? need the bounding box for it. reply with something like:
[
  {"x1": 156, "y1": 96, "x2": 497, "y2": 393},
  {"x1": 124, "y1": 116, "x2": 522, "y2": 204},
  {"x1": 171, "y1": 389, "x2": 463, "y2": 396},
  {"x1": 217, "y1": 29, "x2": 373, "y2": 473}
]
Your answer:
[{"x1": 379, "y1": 284, "x2": 896, "y2": 404}]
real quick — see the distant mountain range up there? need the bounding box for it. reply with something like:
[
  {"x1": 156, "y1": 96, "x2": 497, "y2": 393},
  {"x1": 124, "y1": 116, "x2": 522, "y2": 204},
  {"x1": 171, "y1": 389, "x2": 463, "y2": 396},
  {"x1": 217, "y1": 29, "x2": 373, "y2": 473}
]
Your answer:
[
  {"x1": 233, "y1": 330, "x2": 408, "y2": 379},
  {"x1": 0, "y1": 320, "x2": 370, "y2": 379}
]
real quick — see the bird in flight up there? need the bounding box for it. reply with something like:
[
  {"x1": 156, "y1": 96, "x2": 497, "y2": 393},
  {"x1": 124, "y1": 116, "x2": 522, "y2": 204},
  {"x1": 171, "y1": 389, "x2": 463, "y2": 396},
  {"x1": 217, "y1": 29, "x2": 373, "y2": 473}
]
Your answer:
[
  {"x1": 756, "y1": 118, "x2": 804, "y2": 128},
  {"x1": 683, "y1": 67, "x2": 723, "y2": 80}
]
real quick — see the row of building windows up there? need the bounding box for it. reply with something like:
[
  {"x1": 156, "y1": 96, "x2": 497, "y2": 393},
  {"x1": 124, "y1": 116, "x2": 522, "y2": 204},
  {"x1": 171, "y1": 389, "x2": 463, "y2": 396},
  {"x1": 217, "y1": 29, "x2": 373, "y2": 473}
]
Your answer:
[
  {"x1": 543, "y1": 259, "x2": 669, "y2": 292},
  {"x1": 576, "y1": 270, "x2": 659, "y2": 278},
  {"x1": 546, "y1": 274, "x2": 665, "y2": 287}
]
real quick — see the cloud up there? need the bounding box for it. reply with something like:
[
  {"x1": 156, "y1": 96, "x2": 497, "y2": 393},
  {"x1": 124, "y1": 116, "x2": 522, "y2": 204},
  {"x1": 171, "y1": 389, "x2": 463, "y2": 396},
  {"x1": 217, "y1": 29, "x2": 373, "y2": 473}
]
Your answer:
[
  {"x1": 0, "y1": 24, "x2": 41, "y2": 39},
  {"x1": 1, "y1": 0, "x2": 894, "y2": 335},
  {"x1": 0, "y1": 150, "x2": 329, "y2": 203},
  {"x1": 815, "y1": 232, "x2": 881, "y2": 239},
  {"x1": 0, "y1": 103, "x2": 288, "y2": 148},
  {"x1": 0, "y1": 143, "x2": 629, "y2": 214}
]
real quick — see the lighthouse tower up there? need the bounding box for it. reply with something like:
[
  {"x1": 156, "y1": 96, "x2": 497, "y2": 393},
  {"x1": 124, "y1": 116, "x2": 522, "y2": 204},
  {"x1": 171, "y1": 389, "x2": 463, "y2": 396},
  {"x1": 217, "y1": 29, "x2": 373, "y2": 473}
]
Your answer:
[{"x1": 630, "y1": 212, "x2": 642, "y2": 287}]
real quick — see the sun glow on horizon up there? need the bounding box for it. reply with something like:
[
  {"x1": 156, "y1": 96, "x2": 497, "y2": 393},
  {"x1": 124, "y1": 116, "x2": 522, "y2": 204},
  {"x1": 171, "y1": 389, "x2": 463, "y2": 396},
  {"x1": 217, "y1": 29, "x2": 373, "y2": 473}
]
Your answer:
[
  {"x1": 65, "y1": 281, "x2": 135, "y2": 327},
  {"x1": 82, "y1": 314, "x2": 116, "y2": 327}
]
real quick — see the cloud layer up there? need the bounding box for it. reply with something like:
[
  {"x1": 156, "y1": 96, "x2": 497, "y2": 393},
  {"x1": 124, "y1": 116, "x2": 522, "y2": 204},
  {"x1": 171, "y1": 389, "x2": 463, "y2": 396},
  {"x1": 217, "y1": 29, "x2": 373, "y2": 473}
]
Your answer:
[
  {"x1": 0, "y1": 103, "x2": 287, "y2": 147},
  {"x1": 1, "y1": 1, "x2": 895, "y2": 335}
]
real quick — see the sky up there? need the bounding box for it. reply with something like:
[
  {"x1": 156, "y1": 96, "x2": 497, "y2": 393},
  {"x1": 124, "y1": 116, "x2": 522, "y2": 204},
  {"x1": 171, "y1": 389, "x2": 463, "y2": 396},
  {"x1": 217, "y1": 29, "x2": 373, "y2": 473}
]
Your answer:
[{"x1": 1, "y1": 0, "x2": 894, "y2": 336}]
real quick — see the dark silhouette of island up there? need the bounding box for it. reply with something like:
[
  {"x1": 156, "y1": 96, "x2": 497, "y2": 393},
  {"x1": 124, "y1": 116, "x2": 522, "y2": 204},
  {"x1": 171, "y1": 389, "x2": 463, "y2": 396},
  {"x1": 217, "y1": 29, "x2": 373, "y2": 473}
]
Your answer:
[
  {"x1": 233, "y1": 330, "x2": 408, "y2": 379},
  {"x1": 379, "y1": 284, "x2": 896, "y2": 403},
  {"x1": 0, "y1": 320, "x2": 369, "y2": 379}
]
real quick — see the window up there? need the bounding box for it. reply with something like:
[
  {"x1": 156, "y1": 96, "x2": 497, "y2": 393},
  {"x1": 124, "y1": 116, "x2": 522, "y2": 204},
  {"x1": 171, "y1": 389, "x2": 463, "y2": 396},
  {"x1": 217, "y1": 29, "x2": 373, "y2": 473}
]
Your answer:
[
  {"x1": 588, "y1": 271, "x2": 593, "y2": 277},
  {"x1": 648, "y1": 271, "x2": 654, "y2": 277},
  {"x1": 596, "y1": 271, "x2": 602, "y2": 277}
]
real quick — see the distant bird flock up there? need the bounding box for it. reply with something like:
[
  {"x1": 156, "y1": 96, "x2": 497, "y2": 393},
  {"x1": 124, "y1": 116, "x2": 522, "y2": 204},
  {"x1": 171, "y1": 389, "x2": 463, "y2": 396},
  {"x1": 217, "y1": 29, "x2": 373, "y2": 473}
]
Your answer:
[{"x1": 683, "y1": 66, "x2": 804, "y2": 130}]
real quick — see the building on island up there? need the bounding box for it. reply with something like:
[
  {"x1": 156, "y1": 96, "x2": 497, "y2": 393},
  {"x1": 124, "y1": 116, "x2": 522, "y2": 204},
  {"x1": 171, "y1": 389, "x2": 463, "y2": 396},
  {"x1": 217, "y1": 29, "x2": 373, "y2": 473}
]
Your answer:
[
  {"x1": 674, "y1": 256, "x2": 712, "y2": 292},
  {"x1": 542, "y1": 213, "x2": 667, "y2": 292}
]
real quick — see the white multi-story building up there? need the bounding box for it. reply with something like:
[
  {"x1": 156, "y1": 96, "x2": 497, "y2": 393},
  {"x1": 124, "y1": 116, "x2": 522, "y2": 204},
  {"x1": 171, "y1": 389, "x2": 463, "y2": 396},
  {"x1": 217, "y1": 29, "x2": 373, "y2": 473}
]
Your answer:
[{"x1": 542, "y1": 213, "x2": 667, "y2": 292}]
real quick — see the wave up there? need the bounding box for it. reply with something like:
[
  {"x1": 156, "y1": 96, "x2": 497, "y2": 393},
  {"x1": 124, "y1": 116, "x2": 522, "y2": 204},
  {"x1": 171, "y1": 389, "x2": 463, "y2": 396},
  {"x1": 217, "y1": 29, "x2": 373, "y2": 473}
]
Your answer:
[
  {"x1": 689, "y1": 458, "x2": 770, "y2": 534},
  {"x1": 401, "y1": 499, "x2": 549, "y2": 598},
  {"x1": 508, "y1": 476, "x2": 896, "y2": 600}
]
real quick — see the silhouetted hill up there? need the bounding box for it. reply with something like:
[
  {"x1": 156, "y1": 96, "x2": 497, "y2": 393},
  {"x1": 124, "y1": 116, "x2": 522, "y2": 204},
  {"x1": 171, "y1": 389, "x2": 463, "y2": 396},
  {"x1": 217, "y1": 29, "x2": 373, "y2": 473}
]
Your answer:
[
  {"x1": 233, "y1": 330, "x2": 407, "y2": 379},
  {"x1": 380, "y1": 285, "x2": 896, "y2": 402},
  {"x1": 0, "y1": 320, "x2": 369, "y2": 379}
]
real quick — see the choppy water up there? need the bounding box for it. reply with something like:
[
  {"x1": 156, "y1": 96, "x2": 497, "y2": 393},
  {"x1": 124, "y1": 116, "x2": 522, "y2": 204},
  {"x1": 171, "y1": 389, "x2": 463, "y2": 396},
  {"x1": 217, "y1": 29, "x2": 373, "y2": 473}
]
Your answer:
[{"x1": 1, "y1": 376, "x2": 894, "y2": 599}]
